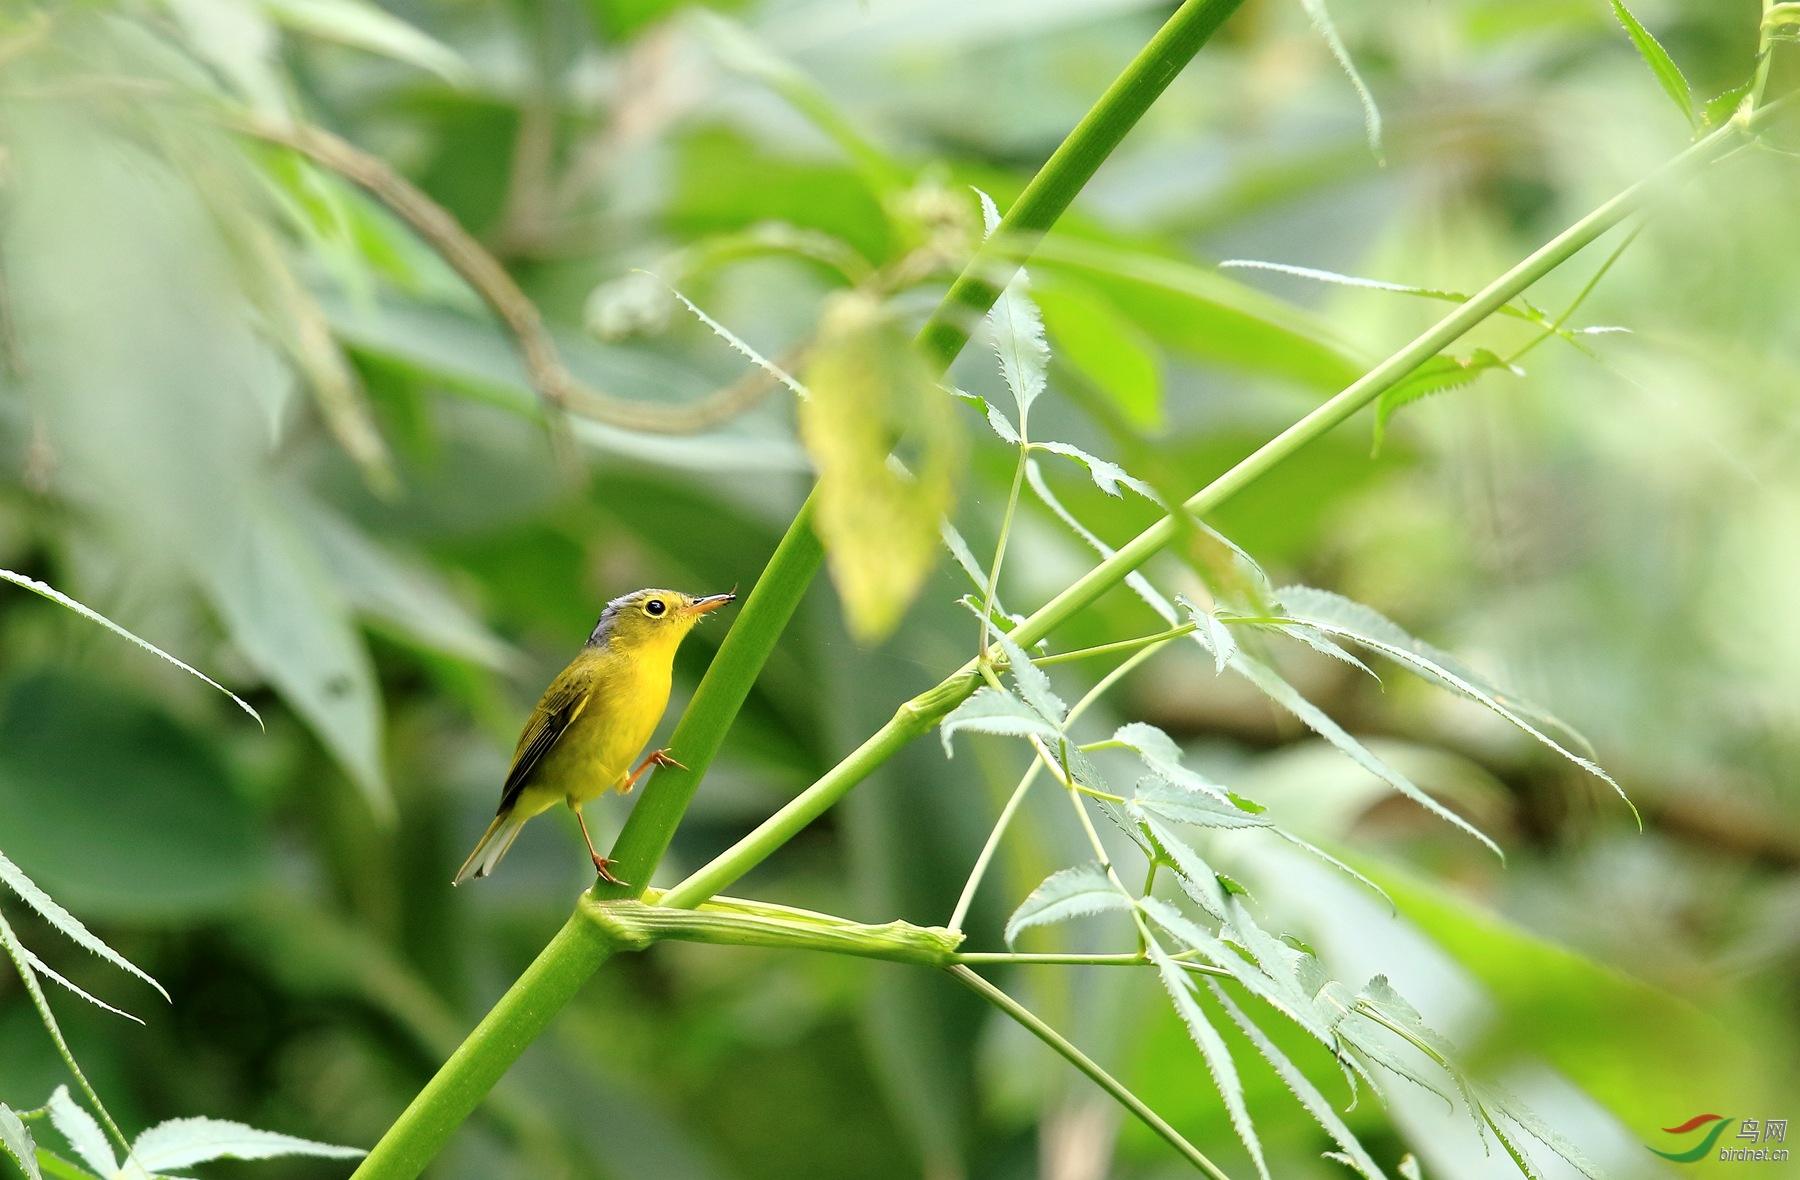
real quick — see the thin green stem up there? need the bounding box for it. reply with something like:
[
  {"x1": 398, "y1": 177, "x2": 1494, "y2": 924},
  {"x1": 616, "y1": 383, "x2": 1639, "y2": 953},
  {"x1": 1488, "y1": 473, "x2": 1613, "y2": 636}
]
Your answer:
[
  {"x1": 1033, "y1": 623, "x2": 1198, "y2": 666},
  {"x1": 1136, "y1": 861, "x2": 1158, "y2": 954},
  {"x1": 1031, "y1": 735, "x2": 1132, "y2": 892},
  {"x1": 1505, "y1": 222, "x2": 1644, "y2": 366},
  {"x1": 978, "y1": 447, "x2": 1030, "y2": 657},
  {"x1": 947, "y1": 760, "x2": 1042, "y2": 934},
  {"x1": 0, "y1": 913, "x2": 137, "y2": 1164},
  {"x1": 953, "y1": 951, "x2": 1227, "y2": 976},
  {"x1": 947, "y1": 965, "x2": 1232, "y2": 1180}
]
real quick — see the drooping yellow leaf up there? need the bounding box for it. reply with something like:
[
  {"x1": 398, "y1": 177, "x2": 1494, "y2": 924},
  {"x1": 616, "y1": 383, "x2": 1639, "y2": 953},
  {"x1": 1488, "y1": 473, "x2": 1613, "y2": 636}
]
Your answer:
[{"x1": 800, "y1": 292, "x2": 962, "y2": 643}]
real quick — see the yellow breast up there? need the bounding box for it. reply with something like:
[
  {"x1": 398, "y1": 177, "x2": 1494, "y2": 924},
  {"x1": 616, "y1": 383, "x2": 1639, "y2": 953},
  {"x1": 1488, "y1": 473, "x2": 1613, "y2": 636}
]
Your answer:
[{"x1": 539, "y1": 642, "x2": 676, "y2": 804}]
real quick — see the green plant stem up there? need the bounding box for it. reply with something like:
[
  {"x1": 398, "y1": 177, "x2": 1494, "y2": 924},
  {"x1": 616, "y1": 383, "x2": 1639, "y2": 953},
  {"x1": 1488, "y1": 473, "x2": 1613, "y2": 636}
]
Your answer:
[
  {"x1": 978, "y1": 446, "x2": 1030, "y2": 657},
  {"x1": 349, "y1": 913, "x2": 612, "y2": 1180},
  {"x1": 592, "y1": 497, "x2": 824, "y2": 898},
  {"x1": 1034, "y1": 624, "x2": 1197, "y2": 665},
  {"x1": 947, "y1": 760, "x2": 1043, "y2": 933},
  {"x1": 1505, "y1": 222, "x2": 1643, "y2": 366},
  {"x1": 952, "y1": 952, "x2": 1227, "y2": 976},
  {"x1": 946, "y1": 965, "x2": 1232, "y2": 1180},
  {"x1": 917, "y1": 0, "x2": 1250, "y2": 369},
  {"x1": 1033, "y1": 735, "x2": 1134, "y2": 895}
]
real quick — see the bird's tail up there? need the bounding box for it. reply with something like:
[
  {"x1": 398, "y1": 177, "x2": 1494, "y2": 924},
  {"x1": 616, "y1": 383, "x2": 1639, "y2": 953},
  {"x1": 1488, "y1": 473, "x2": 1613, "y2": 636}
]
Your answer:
[{"x1": 453, "y1": 809, "x2": 529, "y2": 885}]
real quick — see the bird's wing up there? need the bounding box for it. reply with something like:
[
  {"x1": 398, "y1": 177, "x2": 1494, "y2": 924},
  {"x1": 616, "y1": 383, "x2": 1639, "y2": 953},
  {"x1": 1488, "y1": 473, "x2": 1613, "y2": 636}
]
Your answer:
[{"x1": 496, "y1": 669, "x2": 594, "y2": 813}]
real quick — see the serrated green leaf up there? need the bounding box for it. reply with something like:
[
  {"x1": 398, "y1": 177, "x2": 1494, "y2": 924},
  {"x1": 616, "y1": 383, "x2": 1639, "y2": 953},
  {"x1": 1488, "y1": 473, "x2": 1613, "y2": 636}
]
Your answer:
[
  {"x1": 1702, "y1": 76, "x2": 1756, "y2": 126},
  {"x1": 1141, "y1": 897, "x2": 1356, "y2": 1068},
  {"x1": 940, "y1": 521, "x2": 987, "y2": 594},
  {"x1": 0, "y1": 1105, "x2": 42, "y2": 1180},
  {"x1": 1220, "y1": 259, "x2": 1484, "y2": 306},
  {"x1": 1373, "y1": 349, "x2": 1518, "y2": 454},
  {"x1": 1229, "y1": 651, "x2": 1504, "y2": 858},
  {"x1": 0, "y1": 570, "x2": 260, "y2": 728},
  {"x1": 1174, "y1": 595, "x2": 1238, "y2": 674},
  {"x1": 17, "y1": 946, "x2": 142, "y2": 1025},
  {"x1": 665, "y1": 286, "x2": 808, "y2": 397},
  {"x1": 0, "y1": 852, "x2": 166, "y2": 1001},
  {"x1": 801, "y1": 291, "x2": 962, "y2": 643},
  {"x1": 951, "y1": 389, "x2": 1022, "y2": 444},
  {"x1": 1610, "y1": 0, "x2": 1696, "y2": 129},
  {"x1": 45, "y1": 1091, "x2": 112, "y2": 1180},
  {"x1": 1111, "y1": 722, "x2": 1233, "y2": 802},
  {"x1": 993, "y1": 629, "x2": 1065, "y2": 725},
  {"x1": 1298, "y1": 0, "x2": 1384, "y2": 161},
  {"x1": 1335, "y1": 1014, "x2": 1457, "y2": 1106},
  {"x1": 1061, "y1": 744, "x2": 1111, "y2": 795},
  {"x1": 984, "y1": 262, "x2": 1048, "y2": 423},
  {"x1": 133, "y1": 1117, "x2": 364, "y2": 1171},
  {"x1": 1030, "y1": 441, "x2": 1159, "y2": 500},
  {"x1": 1476, "y1": 1084, "x2": 1605, "y2": 1180},
  {"x1": 1135, "y1": 780, "x2": 1271, "y2": 830},
  {"x1": 1357, "y1": 976, "x2": 1449, "y2": 1056},
  {"x1": 1148, "y1": 942, "x2": 1270, "y2": 1180},
  {"x1": 1136, "y1": 817, "x2": 1231, "y2": 921},
  {"x1": 1210, "y1": 984, "x2": 1388, "y2": 1180},
  {"x1": 1267, "y1": 829, "x2": 1393, "y2": 911},
  {"x1": 1003, "y1": 863, "x2": 1132, "y2": 946},
  {"x1": 1261, "y1": 615, "x2": 1376, "y2": 679},
  {"x1": 939, "y1": 687, "x2": 1061, "y2": 755},
  {"x1": 1275, "y1": 585, "x2": 1633, "y2": 823}
]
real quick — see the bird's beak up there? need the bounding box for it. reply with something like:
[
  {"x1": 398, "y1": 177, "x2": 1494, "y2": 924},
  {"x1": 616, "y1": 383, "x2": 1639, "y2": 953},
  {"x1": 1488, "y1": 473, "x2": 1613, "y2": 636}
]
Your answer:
[{"x1": 687, "y1": 591, "x2": 736, "y2": 616}]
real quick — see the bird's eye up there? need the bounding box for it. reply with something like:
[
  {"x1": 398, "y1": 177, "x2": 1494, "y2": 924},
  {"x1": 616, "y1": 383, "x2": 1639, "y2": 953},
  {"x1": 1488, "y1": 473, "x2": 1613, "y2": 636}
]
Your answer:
[{"x1": 644, "y1": 599, "x2": 667, "y2": 617}]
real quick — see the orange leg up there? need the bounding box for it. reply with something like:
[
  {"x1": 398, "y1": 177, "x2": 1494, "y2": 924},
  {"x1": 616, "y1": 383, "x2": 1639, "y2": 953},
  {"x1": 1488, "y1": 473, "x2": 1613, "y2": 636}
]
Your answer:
[
  {"x1": 571, "y1": 804, "x2": 626, "y2": 886},
  {"x1": 619, "y1": 747, "x2": 687, "y2": 794}
]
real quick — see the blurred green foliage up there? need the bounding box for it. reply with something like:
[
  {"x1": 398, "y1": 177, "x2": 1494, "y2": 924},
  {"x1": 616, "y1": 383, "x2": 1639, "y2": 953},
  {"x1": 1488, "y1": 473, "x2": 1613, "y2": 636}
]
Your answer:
[{"x1": 0, "y1": 0, "x2": 1796, "y2": 1177}]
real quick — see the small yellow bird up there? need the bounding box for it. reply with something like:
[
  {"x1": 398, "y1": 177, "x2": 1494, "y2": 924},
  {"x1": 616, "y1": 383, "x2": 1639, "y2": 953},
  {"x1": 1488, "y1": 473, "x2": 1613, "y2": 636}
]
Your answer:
[{"x1": 454, "y1": 587, "x2": 735, "y2": 886}]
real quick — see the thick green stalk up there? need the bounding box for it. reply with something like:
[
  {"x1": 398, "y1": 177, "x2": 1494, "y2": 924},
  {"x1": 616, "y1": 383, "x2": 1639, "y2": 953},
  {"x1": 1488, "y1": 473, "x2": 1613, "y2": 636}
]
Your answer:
[
  {"x1": 592, "y1": 497, "x2": 824, "y2": 898},
  {"x1": 655, "y1": 119, "x2": 1744, "y2": 909},
  {"x1": 947, "y1": 965, "x2": 1231, "y2": 1180},
  {"x1": 917, "y1": 0, "x2": 1250, "y2": 369},
  {"x1": 349, "y1": 914, "x2": 612, "y2": 1179}
]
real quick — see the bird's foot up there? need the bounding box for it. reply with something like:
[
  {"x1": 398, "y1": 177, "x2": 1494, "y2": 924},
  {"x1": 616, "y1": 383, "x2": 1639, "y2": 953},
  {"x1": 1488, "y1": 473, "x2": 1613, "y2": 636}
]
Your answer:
[
  {"x1": 621, "y1": 747, "x2": 687, "y2": 793},
  {"x1": 592, "y1": 855, "x2": 629, "y2": 887}
]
